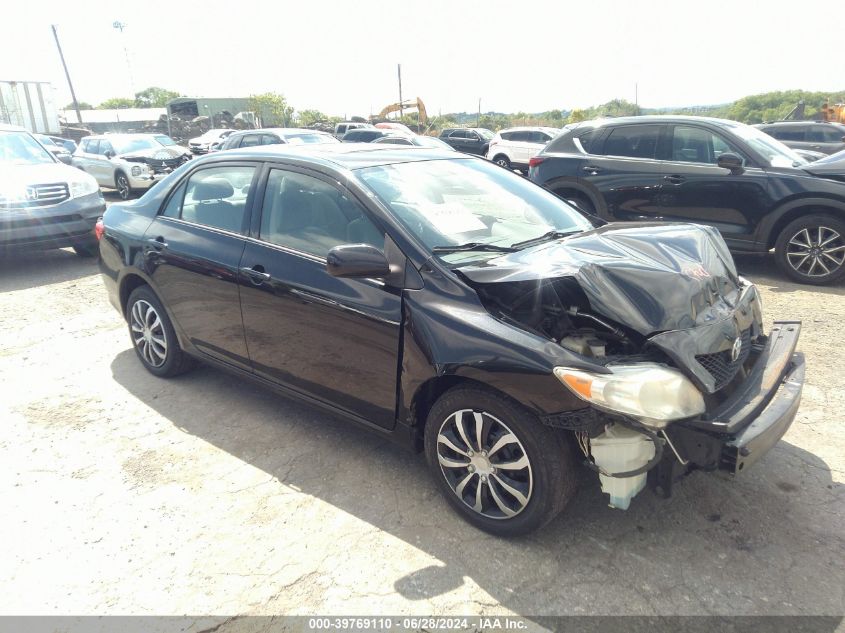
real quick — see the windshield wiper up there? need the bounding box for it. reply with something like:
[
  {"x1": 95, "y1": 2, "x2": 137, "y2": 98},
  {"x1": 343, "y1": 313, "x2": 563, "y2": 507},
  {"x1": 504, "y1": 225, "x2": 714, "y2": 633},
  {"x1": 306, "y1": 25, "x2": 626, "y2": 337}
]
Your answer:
[
  {"x1": 511, "y1": 230, "x2": 581, "y2": 249},
  {"x1": 432, "y1": 242, "x2": 518, "y2": 254}
]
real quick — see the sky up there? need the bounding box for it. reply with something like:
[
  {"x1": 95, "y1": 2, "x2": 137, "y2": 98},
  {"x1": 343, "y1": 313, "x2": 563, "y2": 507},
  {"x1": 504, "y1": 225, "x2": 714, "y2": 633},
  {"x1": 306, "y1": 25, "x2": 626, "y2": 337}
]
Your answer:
[{"x1": 1, "y1": 0, "x2": 842, "y2": 118}]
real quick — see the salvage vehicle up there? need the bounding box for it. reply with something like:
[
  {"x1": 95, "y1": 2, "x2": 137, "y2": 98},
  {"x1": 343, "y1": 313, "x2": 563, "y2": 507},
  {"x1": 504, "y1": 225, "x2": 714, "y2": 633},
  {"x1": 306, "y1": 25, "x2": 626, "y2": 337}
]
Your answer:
[
  {"x1": 1, "y1": 124, "x2": 104, "y2": 257},
  {"x1": 529, "y1": 116, "x2": 845, "y2": 285},
  {"x1": 72, "y1": 134, "x2": 192, "y2": 200},
  {"x1": 439, "y1": 127, "x2": 494, "y2": 156},
  {"x1": 188, "y1": 129, "x2": 235, "y2": 155},
  {"x1": 99, "y1": 144, "x2": 804, "y2": 536},
  {"x1": 486, "y1": 126, "x2": 560, "y2": 171},
  {"x1": 218, "y1": 128, "x2": 339, "y2": 151},
  {"x1": 755, "y1": 120, "x2": 845, "y2": 155},
  {"x1": 34, "y1": 134, "x2": 73, "y2": 164}
]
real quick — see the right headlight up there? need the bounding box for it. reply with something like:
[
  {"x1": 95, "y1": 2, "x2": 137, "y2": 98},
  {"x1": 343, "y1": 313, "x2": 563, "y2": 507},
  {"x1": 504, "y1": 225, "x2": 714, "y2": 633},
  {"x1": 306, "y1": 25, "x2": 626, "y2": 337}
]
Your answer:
[
  {"x1": 554, "y1": 363, "x2": 705, "y2": 428},
  {"x1": 68, "y1": 172, "x2": 99, "y2": 198}
]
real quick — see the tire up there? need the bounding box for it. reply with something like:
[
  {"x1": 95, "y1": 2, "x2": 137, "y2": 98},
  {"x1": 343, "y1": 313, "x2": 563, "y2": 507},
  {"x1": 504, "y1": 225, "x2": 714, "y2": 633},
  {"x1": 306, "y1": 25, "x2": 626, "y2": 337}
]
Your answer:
[
  {"x1": 561, "y1": 192, "x2": 596, "y2": 215},
  {"x1": 774, "y1": 214, "x2": 845, "y2": 285},
  {"x1": 492, "y1": 155, "x2": 511, "y2": 170},
  {"x1": 115, "y1": 171, "x2": 132, "y2": 201},
  {"x1": 126, "y1": 286, "x2": 195, "y2": 378},
  {"x1": 72, "y1": 238, "x2": 99, "y2": 258},
  {"x1": 423, "y1": 385, "x2": 576, "y2": 536}
]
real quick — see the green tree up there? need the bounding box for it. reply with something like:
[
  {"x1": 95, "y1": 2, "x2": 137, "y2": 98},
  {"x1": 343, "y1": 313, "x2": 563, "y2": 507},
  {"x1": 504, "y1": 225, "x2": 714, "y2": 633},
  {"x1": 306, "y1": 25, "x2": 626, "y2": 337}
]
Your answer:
[
  {"x1": 249, "y1": 92, "x2": 294, "y2": 127},
  {"x1": 134, "y1": 86, "x2": 181, "y2": 108},
  {"x1": 97, "y1": 97, "x2": 134, "y2": 109},
  {"x1": 567, "y1": 109, "x2": 588, "y2": 123},
  {"x1": 297, "y1": 109, "x2": 329, "y2": 126},
  {"x1": 64, "y1": 101, "x2": 93, "y2": 110}
]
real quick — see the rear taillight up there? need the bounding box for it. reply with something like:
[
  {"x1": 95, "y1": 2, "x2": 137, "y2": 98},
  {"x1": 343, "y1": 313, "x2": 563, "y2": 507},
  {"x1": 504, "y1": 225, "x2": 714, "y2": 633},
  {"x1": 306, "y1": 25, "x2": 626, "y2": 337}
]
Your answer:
[
  {"x1": 95, "y1": 217, "x2": 105, "y2": 241},
  {"x1": 528, "y1": 156, "x2": 546, "y2": 168}
]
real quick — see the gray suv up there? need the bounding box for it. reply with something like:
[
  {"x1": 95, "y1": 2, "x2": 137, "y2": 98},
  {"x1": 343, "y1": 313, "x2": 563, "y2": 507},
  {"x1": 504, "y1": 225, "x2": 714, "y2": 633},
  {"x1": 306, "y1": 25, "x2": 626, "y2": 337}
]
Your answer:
[{"x1": 755, "y1": 121, "x2": 845, "y2": 155}]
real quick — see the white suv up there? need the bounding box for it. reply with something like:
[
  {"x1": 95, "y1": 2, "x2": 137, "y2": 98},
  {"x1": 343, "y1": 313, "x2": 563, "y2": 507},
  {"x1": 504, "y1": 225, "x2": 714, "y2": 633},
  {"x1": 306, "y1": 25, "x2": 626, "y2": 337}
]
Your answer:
[
  {"x1": 486, "y1": 127, "x2": 560, "y2": 171},
  {"x1": 72, "y1": 134, "x2": 192, "y2": 200}
]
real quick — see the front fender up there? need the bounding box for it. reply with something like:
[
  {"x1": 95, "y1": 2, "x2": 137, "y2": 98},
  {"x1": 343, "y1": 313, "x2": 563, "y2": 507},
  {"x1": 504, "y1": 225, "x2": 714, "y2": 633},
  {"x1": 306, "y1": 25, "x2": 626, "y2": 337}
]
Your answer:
[{"x1": 756, "y1": 196, "x2": 845, "y2": 246}]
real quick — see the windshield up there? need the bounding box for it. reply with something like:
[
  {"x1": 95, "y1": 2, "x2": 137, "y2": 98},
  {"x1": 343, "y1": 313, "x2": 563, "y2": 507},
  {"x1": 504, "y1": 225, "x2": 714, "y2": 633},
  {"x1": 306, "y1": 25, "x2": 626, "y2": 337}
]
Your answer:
[
  {"x1": 110, "y1": 137, "x2": 161, "y2": 154},
  {"x1": 728, "y1": 124, "x2": 807, "y2": 168},
  {"x1": 154, "y1": 135, "x2": 177, "y2": 146},
  {"x1": 0, "y1": 131, "x2": 56, "y2": 165},
  {"x1": 477, "y1": 129, "x2": 494, "y2": 140},
  {"x1": 357, "y1": 158, "x2": 593, "y2": 264},
  {"x1": 283, "y1": 133, "x2": 339, "y2": 145}
]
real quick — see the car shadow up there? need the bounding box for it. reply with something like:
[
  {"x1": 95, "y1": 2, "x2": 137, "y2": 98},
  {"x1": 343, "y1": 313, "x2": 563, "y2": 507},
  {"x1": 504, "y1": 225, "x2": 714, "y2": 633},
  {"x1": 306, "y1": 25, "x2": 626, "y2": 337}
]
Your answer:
[
  {"x1": 0, "y1": 248, "x2": 99, "y2": 293},
  {"x1": 110, "y1": 349, "x2": 845, "y2": 617},
  {"x1": 734, "y1": 254, "x2": 845, "y2": 294}
]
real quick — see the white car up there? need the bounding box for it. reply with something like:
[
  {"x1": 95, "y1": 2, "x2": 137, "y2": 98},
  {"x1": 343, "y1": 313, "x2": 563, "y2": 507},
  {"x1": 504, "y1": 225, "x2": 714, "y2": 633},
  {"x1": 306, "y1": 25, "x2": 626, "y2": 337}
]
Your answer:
[
  {"x1": 486, "y1": 126, "x2": 560, "y2": 171},
  {"x1": 72, "y1": 134, "x2": 192, "y2": 200},
  {"x1": 188, "y1": 128, "x2": 235, "y2": 154}
]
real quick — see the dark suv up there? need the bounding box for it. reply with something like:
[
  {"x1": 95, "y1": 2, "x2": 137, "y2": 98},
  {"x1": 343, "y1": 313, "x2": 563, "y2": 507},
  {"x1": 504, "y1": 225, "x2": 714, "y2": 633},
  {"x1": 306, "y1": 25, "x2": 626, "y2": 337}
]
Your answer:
[
  {"x1": 755, "y1": 121, "x2": 845, "y2": 155},
  {"x1": 529, "y1": 116, "x2": 845, "y2": 285},
  {"x1": 439, "y1": 128, "x2": 494, "y2": 155}
]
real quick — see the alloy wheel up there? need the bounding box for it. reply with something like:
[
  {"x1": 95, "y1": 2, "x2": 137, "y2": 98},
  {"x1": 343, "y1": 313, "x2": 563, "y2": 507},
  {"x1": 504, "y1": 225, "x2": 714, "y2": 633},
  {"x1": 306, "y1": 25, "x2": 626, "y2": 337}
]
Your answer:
[
  {"x1": 436, "y1": 409, "x2": 533, "y2": 519},
  {"x1": 495, "y1": 157, "x2": 510, "y2": 168},
  {"x1": 786, "y1": 226, "x2": 845, "y2": 278},
  {"x1": 117, "y1": 175, "x2": 130, "y2": 200},
  {"x1": 130, "y1": 299, "x2": 168, "y2": 367}
]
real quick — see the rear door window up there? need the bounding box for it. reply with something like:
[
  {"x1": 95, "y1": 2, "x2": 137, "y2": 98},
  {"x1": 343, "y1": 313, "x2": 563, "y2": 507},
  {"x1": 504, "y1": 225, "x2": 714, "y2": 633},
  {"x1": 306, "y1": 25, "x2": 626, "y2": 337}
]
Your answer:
[
  {"x1": 602, "y1": 125, "x2": 661, "y2": 159},
  {"x1": 177, "y1": 166, "x2": 256, "y2": 233}
]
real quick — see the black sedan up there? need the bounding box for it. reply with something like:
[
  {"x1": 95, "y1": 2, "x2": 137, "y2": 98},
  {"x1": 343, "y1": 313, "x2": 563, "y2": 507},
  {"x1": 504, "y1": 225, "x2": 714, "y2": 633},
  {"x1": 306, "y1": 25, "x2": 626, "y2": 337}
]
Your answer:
[{"x1": 99, "y1": 144, "x2": 804, "y2": 535}]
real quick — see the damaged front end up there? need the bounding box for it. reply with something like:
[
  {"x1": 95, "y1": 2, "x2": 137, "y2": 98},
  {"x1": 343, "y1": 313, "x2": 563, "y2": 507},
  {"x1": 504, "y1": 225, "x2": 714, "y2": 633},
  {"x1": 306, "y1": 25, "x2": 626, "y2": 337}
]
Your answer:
[{"x1": 458, "y1": 223, "x2": 805, "y2": 509}]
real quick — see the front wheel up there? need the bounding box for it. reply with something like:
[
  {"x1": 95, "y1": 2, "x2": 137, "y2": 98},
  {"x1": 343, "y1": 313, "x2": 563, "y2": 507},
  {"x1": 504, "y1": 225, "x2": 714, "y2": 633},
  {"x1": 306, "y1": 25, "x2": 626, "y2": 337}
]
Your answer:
[
  {"x1": 424, "y1": 386, "x2": 576, "y2": 536},
  {"x1": 115, "y1": 171, "x2": 132, "y2": 200},
  {"x1": 774, "y1": 214, "x2": 845, "y2": 285},
  {"x1": 492, "y1": 155, "x2": 511, "y2": 170}
]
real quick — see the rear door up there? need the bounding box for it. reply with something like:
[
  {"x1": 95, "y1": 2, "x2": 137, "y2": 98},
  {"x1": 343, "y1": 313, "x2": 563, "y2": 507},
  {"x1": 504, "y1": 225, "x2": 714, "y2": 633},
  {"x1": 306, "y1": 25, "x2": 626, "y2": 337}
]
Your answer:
[
  {"x1": 581, "y1": 123, "x2": 667, "y2": 222},
  {"x1": 806, "y1": 124, "x2": 845, "y2": 154},
  {"x1": 238, "y1": 166, "x2": 402, "y2": 428},
  {"x1": 142, "y1": 162, "x2": 259, "y2": 370},
  {"x1": 658, "y1": 123, "x2": 773, "y2": 249},
  {"x1": 74, "y1": 138, "x2": 99, "y2": 180}
]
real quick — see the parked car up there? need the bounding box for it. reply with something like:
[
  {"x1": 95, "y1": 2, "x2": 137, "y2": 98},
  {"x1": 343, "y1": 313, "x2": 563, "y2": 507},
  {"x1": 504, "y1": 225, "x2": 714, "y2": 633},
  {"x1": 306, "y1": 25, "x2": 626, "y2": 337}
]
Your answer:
[
  {"x1": 486, "y1": 126, "x2": 560, "y2": 171},
  {"x1": 188, "y1": 129, "x2": 235, "y2": 155},
  {"x1": 372, "y1": 134, "x2": 455, "y2": 150},
  {"x1": 34, "y1": 134, "x2": 73, "y2": 164},
  {"x1": 46, "y1": 135, "x2": 78, "y2": 154},
  {"x1": 341, "y1": 128, "x2": 405, "y2": 143},
  {"x1": 72, "y1": 134, "x2": 192, "y2": 200},
  {"x1": 755, "y1": 121, "x2": 845, "y2": 155},
  {"x1": 1, "y1": 124, "x2": 104, "y2": 257},
  {"x1": 99, "y1": 144, "x2": 804, "y2": 536},
  {"x1": 439, "y1": 128, "x2": 494, "y2": 155},
  {"x1": 219, "y1": 128, "x2": 339, "y2": 151},
  {"x1": 333, "y1": 121, "x2": 374, "y2": 139},
  {"x1": 529, "y1": 115, "x2": 845, "y2": 285},
  {"x1": 374, "y1": 122, "x2": 415, "y2": 134}
]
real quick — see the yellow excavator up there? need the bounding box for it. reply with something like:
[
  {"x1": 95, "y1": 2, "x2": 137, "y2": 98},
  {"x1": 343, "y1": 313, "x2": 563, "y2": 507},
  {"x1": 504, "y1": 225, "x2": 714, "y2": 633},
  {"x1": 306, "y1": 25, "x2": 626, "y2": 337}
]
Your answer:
[
  {"x1": 820, "y1": 101, "x2": 845, "y2": 124},
  {"x1": 374, "y1": 97, "x2": 428, "y2": 125}
]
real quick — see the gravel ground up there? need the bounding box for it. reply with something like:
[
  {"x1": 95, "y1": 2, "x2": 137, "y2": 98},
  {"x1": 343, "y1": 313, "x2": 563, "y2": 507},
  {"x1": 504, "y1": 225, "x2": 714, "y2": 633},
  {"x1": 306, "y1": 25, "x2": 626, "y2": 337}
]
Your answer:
[{"x1": 0, "y1": 242, "x2": 843, "y2": 626}]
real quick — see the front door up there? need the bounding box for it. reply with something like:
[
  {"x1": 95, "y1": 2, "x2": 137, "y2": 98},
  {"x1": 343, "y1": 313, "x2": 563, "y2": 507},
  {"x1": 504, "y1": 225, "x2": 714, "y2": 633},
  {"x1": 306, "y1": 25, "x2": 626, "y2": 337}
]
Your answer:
[
  {"x1": 582, "y1": 123, "x2": 666, "y2": 222},
  {"x1": 238, "y1": 166, "x2": 402, "y2": 428},
  {"x1": 658, "y1": 124, "x2": 773, "y2": 250},
  {"x1": 143, "y1": 163, "x2": 259, "y2": 370}
]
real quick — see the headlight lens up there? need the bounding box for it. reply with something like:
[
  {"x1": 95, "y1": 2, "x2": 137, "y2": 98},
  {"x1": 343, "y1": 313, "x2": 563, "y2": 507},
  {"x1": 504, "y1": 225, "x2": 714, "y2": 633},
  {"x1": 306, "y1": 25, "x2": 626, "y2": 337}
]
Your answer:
[
  {"x1": 130, "y1": 164, "x2": 149, "y2": 177},
  {"x1": 554, "y1": 363, "x2": 705, "y2": 428},
  {"x1": 69, "y1": 174, "x2": 99, "y2": 198}
]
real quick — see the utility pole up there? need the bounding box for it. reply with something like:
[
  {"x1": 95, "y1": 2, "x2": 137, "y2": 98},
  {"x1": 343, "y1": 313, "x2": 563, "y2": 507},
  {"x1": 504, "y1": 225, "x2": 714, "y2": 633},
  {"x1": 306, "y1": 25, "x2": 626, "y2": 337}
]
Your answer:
[
  {"x1": 397, "y1": 63, "x2": 403, "y2": 119},
  {"x1": 113, "y1": 21, "x2": 136, "y2": 98},
  {"x1": 477, "y1": 98, "x2": 481, "y2": 127},
  {"x1": 51, "y1": 25, "x2": 82, "y2": 125},
  {"x1": 635, "y1": 82, "x2": 639, "y2": 115}
]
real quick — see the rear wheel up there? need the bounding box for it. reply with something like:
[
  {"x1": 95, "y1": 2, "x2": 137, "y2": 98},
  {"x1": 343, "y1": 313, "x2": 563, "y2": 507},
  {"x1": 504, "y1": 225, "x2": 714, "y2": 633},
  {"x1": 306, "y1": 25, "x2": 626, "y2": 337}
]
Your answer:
[
  {"x1": 424, "y1": 386, "x2": 576, "y2": 536},
  {"x1": 126, "y1": 286, "x2": 195, "y2": 377},
  {"x1": 774, "y1": 214, "x2": 845, "y2": 285}
]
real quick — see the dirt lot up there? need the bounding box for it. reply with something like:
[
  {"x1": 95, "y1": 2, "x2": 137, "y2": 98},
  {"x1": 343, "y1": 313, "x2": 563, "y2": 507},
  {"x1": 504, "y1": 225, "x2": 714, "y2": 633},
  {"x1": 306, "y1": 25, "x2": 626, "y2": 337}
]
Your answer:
[{"x1": 1, "y1": 243, "x2": 843, "y2": 625}]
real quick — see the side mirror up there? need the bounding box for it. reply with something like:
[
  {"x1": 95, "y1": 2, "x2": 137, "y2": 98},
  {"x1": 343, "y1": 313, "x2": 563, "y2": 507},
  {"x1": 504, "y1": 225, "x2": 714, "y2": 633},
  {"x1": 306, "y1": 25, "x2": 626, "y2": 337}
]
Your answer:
[
  {"x1": 326, "y1": 244, "x2": 390, "y2": 278},
  {"x1": 717, "y1": 153, "x2": 744, "y2": 173},
  {"x1": 104, "y1": 150, "x2": 115, "y2": 159}
]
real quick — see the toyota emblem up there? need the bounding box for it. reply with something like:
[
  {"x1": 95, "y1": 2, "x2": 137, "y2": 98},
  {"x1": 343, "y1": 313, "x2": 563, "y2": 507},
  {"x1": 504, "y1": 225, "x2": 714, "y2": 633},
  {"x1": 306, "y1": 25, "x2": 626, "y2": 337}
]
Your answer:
[
  {"x1": 730, "y1": 336, "x2": 742, "y2": 363},
  {"x1": 25, "y1": 187, "x2": 38, "y2": 201}
]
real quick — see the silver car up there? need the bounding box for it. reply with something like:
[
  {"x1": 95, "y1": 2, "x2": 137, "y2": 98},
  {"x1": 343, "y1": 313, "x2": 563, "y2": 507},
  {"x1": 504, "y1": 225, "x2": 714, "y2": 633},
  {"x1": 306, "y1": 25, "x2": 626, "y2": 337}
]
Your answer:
[{"x1": 72, "y1": 134, "x2": 192, "y2": 200}]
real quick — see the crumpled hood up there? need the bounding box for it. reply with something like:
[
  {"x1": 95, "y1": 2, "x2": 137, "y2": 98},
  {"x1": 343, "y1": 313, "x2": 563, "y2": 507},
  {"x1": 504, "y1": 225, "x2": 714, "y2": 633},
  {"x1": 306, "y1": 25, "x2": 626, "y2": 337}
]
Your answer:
[
  {"x1": 802, "y1": 150, "x2": 845, "y2": 179},
  {"x1": 458, "y1": 222, "x2": 743, "y2": 336},
  {"x1": 120, "y1": 146, "x2": 189, "y2": 161}
]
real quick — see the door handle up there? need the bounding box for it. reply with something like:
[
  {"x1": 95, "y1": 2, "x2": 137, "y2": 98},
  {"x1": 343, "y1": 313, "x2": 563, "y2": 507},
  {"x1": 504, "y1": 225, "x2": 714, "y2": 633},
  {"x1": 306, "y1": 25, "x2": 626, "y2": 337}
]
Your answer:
[
  {"x1": 582, "y1": 165, "x2": 601, "y2": 174},
  {"x1": 663, "y1": 175, "x2": 685, "y2": 184},
  {"x1": 240, "y1": 265, "x2": 271, "y2": 284},
  {"x1": 147, "y1": 236, "x2": 168, "y2": 250}
]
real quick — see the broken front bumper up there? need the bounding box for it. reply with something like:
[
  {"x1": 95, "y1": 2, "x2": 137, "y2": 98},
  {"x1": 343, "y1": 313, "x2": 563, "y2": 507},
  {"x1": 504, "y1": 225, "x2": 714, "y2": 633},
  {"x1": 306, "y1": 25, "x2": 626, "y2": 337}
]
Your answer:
[{"x1": 652, "y1": 321, "x2": 804, "y2": 494}]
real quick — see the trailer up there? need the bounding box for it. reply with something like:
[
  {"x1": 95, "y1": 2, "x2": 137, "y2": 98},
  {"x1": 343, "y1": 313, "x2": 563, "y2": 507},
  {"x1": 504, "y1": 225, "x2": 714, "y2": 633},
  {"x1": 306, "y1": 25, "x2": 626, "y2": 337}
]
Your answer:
[{"x1": 0, "y1": 80, "x2": 61, "y2": 134}]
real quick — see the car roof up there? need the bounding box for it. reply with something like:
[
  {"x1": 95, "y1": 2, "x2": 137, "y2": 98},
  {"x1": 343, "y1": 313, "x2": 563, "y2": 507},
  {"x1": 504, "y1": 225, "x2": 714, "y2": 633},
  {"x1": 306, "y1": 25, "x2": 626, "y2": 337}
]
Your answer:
[
  {"x1": 202, "y1": 142, "x2": 469, "y2": 170},
  {"x1": 86, "y1": 133, "x2": 160, "y2": 140},
  {"x1": 576, "y1": 115, "x2": 747, "y2": 130},
  {"x1": 498, "y1": 126, "x2": 559, "y2": 133},
  {"x1": 230, "y1": 127, "x2": 331, "y2": 137}
]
